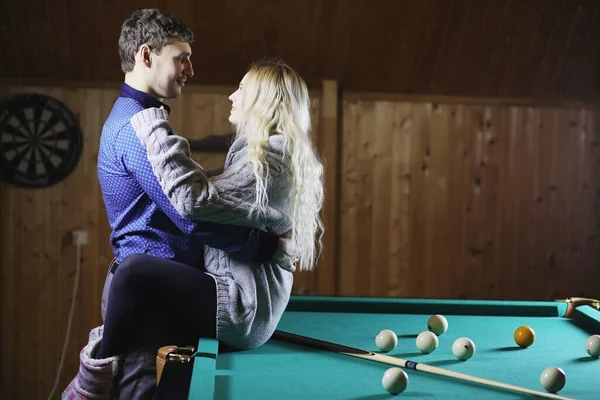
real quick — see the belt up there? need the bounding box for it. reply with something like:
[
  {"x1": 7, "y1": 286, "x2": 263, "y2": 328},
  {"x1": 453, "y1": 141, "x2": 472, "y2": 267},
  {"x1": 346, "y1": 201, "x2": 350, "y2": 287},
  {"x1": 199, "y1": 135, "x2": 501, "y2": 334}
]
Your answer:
[{"x1": 109, "y1": 258, "x2": 120, "y2": 274}]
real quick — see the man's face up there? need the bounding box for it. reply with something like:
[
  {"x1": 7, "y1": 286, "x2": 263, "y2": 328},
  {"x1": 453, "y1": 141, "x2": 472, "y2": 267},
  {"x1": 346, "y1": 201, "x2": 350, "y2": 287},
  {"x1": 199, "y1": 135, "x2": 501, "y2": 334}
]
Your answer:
[{"x1": 147, "y1": 39, "x2": 194, "y2": 99}]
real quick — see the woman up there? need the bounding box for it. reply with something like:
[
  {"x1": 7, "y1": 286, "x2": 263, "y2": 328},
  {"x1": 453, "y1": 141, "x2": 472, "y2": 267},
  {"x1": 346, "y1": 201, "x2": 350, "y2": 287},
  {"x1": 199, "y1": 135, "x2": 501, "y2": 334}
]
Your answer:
[{"x1": 64, "y1": 59, "x2": 324, "y2": 398}]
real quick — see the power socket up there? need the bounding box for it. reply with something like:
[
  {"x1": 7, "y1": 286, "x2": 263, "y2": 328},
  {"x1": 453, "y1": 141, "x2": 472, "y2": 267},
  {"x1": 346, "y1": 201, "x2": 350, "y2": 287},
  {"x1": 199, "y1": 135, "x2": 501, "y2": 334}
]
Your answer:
[{"x1": 72, "y1": 230, "x2": 88, "y2": 246}]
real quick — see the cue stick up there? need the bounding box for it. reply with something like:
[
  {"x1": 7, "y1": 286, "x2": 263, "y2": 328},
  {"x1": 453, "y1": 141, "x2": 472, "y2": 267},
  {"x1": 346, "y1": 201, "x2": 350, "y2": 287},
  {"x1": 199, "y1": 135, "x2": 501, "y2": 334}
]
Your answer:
[{"x1": 272, "y1": 330, "x2": 575, "y2": 400}]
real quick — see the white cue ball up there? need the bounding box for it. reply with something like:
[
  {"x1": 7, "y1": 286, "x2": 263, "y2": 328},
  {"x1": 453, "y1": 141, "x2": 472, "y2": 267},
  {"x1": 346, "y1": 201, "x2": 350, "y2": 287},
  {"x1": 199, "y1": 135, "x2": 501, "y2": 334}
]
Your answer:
[
  {"x1": 416, "y1": 331, "x2": 439, "y2": 354},
  {"x1": 381, "y1": 367, "x2": 409, "y2": 395},
  {"x1": 452, "y1": 337, "x2": 476, "y2": 361},
  {"x1": 585, "y1": 334, "x2": 600, "y2": 358},
  {"x1": 375, "y1": 329, "x2": 398, "y2": 353},
  {"x1": 427, "y1": 314, "x2": 449, "y2": 336},
  {"x1": 540, "y1": 367, "x2": 566, "y2": 393}
]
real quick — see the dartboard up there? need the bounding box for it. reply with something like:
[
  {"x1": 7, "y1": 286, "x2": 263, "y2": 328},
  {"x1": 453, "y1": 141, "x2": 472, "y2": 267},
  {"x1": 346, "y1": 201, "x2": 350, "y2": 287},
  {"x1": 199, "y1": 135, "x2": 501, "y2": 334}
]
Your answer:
[{"x1": 0, "y1": 93, "x2": 83, "y2": 188}]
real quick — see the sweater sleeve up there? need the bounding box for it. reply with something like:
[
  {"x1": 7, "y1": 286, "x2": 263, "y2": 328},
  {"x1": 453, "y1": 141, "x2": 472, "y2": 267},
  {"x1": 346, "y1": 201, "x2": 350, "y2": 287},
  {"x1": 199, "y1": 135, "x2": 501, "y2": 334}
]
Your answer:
[{"x1": 131, "y1": 108, "x2": 288, "y2": 232}]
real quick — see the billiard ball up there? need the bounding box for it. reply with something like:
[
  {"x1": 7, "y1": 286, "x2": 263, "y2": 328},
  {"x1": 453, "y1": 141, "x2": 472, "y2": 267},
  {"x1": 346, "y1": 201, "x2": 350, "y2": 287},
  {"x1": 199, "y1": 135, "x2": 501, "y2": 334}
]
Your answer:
[
  {"x1": 416, "y1": 331, "x2": 438, "y2": 354},
  {"x1": 427, "y1": 314, "x2": 448, "y2": 336},
  {"x1": 540, "y1": 367, "x2": 566, "y2": 393},
  {"x1": 375, "y1": 329, "x2": 398, "y2": 353},
  {"x1": 381, "y1": 367, "x2": 409, "y2": 395},
  {"x1": 452, "y1": 337, "x2": 476, "y2": 361},
  {"x1": 514, "y1": 326, "x2": 536, "y2": 348},
  {"x1": 584, "y1": 334, "x2": 600, "y2": 358}
]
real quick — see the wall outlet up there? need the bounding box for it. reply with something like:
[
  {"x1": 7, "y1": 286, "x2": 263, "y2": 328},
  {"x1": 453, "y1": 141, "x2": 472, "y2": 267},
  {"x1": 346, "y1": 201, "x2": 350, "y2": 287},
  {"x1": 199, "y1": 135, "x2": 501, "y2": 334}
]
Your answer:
[{"x1": 72, "y1": 230, "x2": 88, "y2": 246}]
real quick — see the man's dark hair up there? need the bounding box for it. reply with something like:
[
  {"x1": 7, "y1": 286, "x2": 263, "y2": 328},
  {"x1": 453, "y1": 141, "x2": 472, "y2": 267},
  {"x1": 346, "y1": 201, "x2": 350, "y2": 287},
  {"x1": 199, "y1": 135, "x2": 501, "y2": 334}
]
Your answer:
[{"x1": 119, "y1": 9, "x2": 194, "y2": 73}]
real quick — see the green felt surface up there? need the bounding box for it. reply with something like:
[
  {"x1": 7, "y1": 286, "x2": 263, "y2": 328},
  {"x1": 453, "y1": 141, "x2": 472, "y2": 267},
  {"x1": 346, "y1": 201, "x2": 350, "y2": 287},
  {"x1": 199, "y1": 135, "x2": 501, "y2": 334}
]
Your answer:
[{"x1": 190, "y1": 297, "x2": 600, "y2": 400}]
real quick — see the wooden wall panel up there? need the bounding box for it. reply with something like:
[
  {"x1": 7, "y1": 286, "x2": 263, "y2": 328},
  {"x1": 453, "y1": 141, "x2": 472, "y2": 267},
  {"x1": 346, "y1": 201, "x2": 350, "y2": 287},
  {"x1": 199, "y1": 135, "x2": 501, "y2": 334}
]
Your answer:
[
  {"x1": 0, "y1": 84, "x2": 322, "y2": 399},
  {"x1": 2, "y1": 0, "x2": 600, "y2": 102},
  {"x1": 339, "y1": 96, "x2": 600, "y2": 300},
  {"x1": 339, "y1": 98, "x2": 359, "y2": 295},
  {"x1": 0, "y1": 86, "x2": 115, "y2": 399}
]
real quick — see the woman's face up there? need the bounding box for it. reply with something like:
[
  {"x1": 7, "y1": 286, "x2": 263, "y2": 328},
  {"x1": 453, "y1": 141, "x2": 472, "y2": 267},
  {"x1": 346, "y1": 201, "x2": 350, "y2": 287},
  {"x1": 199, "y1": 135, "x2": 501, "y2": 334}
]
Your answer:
[{"x1": 228, "y1": 73, "x2": 248, "y2": 126}]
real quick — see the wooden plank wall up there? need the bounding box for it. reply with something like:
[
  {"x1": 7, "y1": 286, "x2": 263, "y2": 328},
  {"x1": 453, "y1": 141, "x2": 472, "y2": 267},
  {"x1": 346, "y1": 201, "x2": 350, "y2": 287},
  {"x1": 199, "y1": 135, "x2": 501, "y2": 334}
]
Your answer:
[
  {"x1": 0, "y1": 86, "x2": 118, "y2": 400},
  {"x1": 0, "y1": 84, "x2": 321, "y2": 399},
  {"x1": 339, "y1": 93, "x2": 600, "y2": 300},
  {"x1": 3, "y1": 0, "x2": 600, "y2": 102}
]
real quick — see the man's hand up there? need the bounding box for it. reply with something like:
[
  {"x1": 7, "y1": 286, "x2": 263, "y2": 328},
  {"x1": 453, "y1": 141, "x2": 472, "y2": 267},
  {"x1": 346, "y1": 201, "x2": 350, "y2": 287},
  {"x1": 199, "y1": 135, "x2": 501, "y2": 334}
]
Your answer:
[{"x1": 273, "y1": 232, "x2": 299, "y2": 272}]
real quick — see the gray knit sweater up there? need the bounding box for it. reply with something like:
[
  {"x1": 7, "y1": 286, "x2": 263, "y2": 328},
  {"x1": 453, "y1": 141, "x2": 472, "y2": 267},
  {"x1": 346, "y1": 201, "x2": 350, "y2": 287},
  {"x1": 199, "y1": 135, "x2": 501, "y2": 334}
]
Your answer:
[{"x1": 130, "y1": 108, "x2": 295, "y2": 349}]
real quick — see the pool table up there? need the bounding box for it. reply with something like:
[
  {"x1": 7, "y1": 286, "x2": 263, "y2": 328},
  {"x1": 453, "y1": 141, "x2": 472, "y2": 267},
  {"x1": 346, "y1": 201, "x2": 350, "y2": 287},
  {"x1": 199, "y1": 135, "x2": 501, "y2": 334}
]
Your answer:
[{"x1": 163, "y1": 296, "x2": 600, "y2": 399}]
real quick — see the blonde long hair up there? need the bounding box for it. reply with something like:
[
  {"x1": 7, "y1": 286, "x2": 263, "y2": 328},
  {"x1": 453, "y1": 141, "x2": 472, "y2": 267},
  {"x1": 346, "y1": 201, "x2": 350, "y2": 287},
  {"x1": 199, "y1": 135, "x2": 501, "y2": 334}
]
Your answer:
[{"x1": 236, "y1": 59, "x2": 324, "y2": 271}]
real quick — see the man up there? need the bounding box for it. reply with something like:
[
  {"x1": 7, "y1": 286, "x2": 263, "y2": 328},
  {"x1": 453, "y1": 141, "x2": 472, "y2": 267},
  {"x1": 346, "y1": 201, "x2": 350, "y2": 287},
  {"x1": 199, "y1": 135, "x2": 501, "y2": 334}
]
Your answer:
[{"x1": 65, "y1": 9, "x2": 281, "y2": 399}]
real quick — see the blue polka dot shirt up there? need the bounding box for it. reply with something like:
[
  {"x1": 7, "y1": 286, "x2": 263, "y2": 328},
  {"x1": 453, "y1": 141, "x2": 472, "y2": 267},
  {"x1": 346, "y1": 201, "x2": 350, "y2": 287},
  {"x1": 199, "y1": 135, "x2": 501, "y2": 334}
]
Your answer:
[{"x1": 97, "y1": 84, "x2": 278, "y2": 268}]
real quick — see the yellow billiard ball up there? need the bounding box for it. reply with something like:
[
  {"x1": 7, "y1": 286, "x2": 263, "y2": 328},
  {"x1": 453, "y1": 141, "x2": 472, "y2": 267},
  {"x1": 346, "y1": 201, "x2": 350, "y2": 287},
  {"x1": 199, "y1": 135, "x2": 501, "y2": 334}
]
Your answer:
[{"x1": 514, "y1": 326, "x2": 536, "y2": 348}]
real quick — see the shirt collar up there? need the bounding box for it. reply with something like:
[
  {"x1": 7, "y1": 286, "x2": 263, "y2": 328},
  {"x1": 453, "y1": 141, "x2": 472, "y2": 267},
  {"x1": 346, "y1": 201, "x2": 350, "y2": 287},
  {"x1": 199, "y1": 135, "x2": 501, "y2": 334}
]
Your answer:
[{"x1": 120, "y1": 83, "x2": 171, "y2": 113}]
